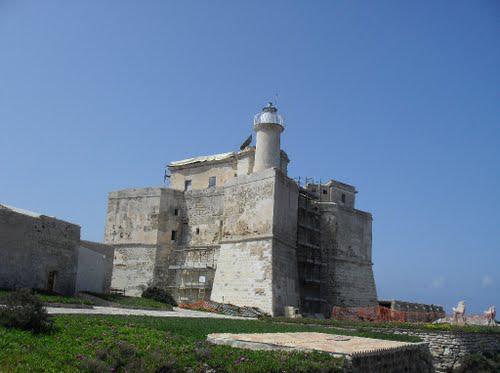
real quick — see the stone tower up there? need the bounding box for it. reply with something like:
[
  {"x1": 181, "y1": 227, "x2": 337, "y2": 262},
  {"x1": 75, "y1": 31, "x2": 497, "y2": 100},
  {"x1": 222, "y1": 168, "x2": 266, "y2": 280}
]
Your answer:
[{"x1": 253, "y1": 103, "x2": 284, "y2": 172}]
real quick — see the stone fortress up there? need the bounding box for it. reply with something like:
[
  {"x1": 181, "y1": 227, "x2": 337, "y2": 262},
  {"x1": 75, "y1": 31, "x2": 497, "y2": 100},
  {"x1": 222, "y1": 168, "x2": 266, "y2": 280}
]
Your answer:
[{"x1": 105, "y1": 103, "x2": 378, "y2": 317}]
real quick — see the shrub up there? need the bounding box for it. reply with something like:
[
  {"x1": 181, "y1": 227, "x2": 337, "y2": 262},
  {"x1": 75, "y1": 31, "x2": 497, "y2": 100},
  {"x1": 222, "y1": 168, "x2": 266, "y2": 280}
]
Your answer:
[
  {"x1": 0, "y1": 288, "x2": 52, "y2": 333},
  {"x1": 454, "y1": 352, "x2": 500, "y2": 372},
  {"x1": 80, "y1": 341, "x2": 177, "y2": 373},
  {"x1": 142, "y1": 287, "x2": 177, "y2": 306}
]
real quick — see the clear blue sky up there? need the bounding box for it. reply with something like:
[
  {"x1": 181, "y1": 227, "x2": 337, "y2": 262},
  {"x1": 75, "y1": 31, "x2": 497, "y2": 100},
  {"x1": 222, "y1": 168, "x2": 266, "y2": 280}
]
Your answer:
[{"x1": 1, "y1": 1, "x2": 498, "y2": 314}]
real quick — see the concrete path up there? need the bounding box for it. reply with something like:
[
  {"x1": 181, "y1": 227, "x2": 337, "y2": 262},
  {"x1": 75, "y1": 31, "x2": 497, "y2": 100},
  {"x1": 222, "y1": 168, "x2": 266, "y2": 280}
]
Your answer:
[{"x1": 46, "y1": 306, "x2": 253, "y2": 320}]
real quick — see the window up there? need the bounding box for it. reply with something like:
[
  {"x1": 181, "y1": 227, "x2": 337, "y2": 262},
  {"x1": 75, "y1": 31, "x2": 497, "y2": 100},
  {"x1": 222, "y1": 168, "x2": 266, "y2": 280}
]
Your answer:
[
  {"x1": 184, "y1": 180, "x2": 192, "y2": 191},
  {"x1": 341, "y1": 193, "x2": 346, "y2": 203},
  {"x1": 174, "y1": 208, "x2": 179, "y2": 216},
  {"x1": 208, "y1": 176, "x2": 216, "y2": 188},
  {"x1": 171, "y1": 230, "x2": 177, "y2": 241},
  {"x1": 196, "y1": 227, "x2": 200, "y2": 235},
  {"x1": 322, "y1": 189, "x2": 327, "y2": 195}
]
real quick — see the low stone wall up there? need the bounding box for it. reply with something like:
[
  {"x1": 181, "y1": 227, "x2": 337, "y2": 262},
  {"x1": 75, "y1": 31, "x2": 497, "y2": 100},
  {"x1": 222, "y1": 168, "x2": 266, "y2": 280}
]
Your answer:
[
  {"x1": 346, "y1": 344, "x2": 433, "y2": 373},
  {"x1": 369, "y1": 327, "x2": 500, "y2": 372}
]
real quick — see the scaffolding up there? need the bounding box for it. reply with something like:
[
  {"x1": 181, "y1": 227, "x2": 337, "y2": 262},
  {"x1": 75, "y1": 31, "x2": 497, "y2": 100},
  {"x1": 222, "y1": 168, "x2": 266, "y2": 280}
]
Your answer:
[
  {"x1": 166, "y1": 245, "x2": 218, "y2": 303},
  {"x1": 296, "y1": 189, "x2": 325, "y2": 315}
]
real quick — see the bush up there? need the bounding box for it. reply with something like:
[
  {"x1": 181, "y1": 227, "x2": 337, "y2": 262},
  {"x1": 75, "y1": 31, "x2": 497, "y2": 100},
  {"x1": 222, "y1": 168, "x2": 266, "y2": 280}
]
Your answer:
[
  {"x1": 80, "y1": 341, "x2": 177, "y2": 373},
  {"x1": 454, "y1": 352, "x2": 500, "y2": 372},
  {"x1": 142, "y1": 287, "x2": 177, "y2": 306},
  {"x1": 0, "y1": 288, "x2": 52, "y2": 333}
]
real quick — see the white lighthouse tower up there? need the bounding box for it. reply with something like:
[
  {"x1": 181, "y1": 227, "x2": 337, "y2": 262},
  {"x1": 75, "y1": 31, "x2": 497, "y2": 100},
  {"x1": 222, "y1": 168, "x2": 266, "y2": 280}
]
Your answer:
[{"x1": 253, "y1": 102, "x2": 285, "y2": 173}]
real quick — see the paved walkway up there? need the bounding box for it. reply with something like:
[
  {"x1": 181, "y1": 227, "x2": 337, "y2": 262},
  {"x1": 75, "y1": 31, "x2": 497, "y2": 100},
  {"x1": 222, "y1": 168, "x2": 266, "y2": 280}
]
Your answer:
[{"x1": 46, "y1": 306, "x2": 253, "y2": 320}]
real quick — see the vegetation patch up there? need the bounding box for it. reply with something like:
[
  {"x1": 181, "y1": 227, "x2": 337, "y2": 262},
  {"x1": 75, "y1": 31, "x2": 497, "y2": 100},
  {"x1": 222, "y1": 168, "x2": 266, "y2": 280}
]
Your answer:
[
  {"x1": 0, "y1": 315, "x2": 354, "y2": 372},
  {"x1": 0, "y1": 289, "x2": 93, "y2": 306},
  {"x1": 263, "y1": 316, "x2": 500, "y2": 334},
  {"x1": 83, "y1": 292, "x2": 173, "y2": 310},
  {"x1": 141, "y1": 286, "x2": 177, "y2": 307},
  {"x1": 454, "y1": 352, "x2": 500, "y2": 372},
  {"x1": 0, "y1": 289, "x2": 52, "y2": 333}
]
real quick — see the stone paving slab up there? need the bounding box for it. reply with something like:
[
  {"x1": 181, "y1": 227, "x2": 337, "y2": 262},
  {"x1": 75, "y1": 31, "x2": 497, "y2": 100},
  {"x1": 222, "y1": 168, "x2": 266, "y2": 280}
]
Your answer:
[
  {"x1": 46, "y1": 306, "x2": 252, "y2": 320},
  {"x1": 207, "y1": 332, "x2": 419, "y2": 356}
]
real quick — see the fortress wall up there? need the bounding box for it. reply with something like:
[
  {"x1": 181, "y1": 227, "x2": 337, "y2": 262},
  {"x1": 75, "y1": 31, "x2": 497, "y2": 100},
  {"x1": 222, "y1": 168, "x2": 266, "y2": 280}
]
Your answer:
[
  {"x1": 105, "y1": 188, "x2": 170, "y2": 295},
  {"x1": 110, "y1": 245, "x2": 156, "y2": 296},
  {"x1": 211, "y1": 169, "x2": 276, "y2": 314},
  {"x1": 164, "y1": 188, "x2": 224, "y2": 303},
  {"x1": 105, "y1": 188, "x2": 164, "y2": 245},
  {"x1": 272, "y1": 172, "x2": 300, "y2": 315},
  {"x1": 320, "y1": 204, "x2": 377, "y2": 308}
]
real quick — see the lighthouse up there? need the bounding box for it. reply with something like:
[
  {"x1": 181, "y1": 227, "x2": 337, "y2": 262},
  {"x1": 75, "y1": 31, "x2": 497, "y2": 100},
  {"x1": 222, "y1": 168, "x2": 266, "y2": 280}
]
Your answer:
[{"x1": 253, "y1": 102, "x2": 285, "y2": 173}]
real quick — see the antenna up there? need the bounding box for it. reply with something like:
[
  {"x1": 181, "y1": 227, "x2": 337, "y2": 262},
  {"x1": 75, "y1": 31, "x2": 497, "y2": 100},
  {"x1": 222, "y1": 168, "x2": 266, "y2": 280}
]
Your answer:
[{"x1": 274, "y1": 92, "x2": 279, "y2": 107}]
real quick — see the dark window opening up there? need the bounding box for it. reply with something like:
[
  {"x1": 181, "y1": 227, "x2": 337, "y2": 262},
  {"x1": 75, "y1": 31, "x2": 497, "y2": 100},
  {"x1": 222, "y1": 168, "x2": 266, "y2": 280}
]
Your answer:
[
  {"x1": 174, "y1": 208, "x2": 179, "y2": 216},
  {"x1": 196, "y1": 227, "x2": 200, "y2": 235},
  {"x1": 208, "y1": 176, "x2": 216, "y2": 188},
  {"x1": 322, "y1": 189, "x2": 327, "y2": 195},
  {"x1": 184, "y1": 180, "x2": 192, "y2": 191},
  {"x1": 341, "y1": 193, "x2": 346, "y2": 203},
  {"x1": 171, "y1": 230, "x2": 177, "y2": 241}
]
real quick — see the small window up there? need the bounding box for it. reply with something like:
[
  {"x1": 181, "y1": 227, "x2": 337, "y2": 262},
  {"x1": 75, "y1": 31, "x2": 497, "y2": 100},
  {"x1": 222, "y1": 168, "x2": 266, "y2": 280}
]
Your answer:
[
  {"x1": 322, "y1": 189, "x2": 327, "y2": 195},
  {"x1": 196, "y1": 227, "x2": 200, "y2": 235},
  {"x1": 171, "y1": 230, "x2": 177, "y2": 241},
  {"x1": 174, "y1": 208, "x2": 179, "y2": 216},
  {"x1": 184, "y1": 180, "x2": 192, "y2": 191},
  {"x1": 341, "y1": 193, "x2": 346, "y2": 203},
  {"x1": 208, "y1": 176, "x2": 216, "y2": 188}
]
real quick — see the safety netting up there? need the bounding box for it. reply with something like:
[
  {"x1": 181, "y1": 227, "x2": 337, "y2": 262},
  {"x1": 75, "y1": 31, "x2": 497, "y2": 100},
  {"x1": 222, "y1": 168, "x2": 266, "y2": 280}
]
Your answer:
[{"x1": 331, "y1": 306, "x2": 445, "y2": 323}]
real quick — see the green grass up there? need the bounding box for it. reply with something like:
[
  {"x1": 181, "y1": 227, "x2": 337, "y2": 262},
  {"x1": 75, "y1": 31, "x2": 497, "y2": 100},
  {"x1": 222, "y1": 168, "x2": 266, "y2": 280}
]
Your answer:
[
  {"x1": 0, "y1": 290, "x2": 93, "y2": 306},
  {"x1": 83, "y1": 292, "x2": 173, "y2": 310},
  {"x1": 264, "y1": 316, "x2": 500, "y2": 334},
  {"x1": 0, "y1": 316, "x2": 352, "y2": 372},
  {"x1": 0, "y1": 315, "x2": 422, "y2": 372}
]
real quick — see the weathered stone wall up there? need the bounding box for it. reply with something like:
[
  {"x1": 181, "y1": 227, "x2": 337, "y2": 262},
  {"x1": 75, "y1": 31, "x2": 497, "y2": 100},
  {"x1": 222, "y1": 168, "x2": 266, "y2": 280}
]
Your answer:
[
  {"x1": 105, "y1": 188, "x2": 184, "y2": 296},
  {"x1": 368, "y1": 327, "x2": 500, "y2": 372},
  {"x1": 272, "y1": 172, "x2": 299, "y2": 315},
  {"x1": 320, "y1": 203, "x2": 378, "y2": 308},
  {"x1": 0, "y1": 206, "x2": 80, "y2": 295},
  {"x1": 111, "y1": 246, "x2": 156, "y2": 295},
  {"x1": 211, "y1": 169, "x2": 276, "y2": 314},
  {"x1": 164, "y1": 188, "x2": 223, "y2": 303}
]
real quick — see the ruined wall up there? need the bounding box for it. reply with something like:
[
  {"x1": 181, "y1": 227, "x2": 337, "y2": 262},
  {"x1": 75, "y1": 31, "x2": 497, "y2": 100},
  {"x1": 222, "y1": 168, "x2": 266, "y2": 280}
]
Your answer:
[
  {"x1": 367, "y1": 327, "x2": 500, "y2": 372},
  {"x1": 0, "y1": 206, "x2": 80, "y2": 295},
  {"x1": 169, "y1": 160, "x2": 236, "y2": 191},
  {"x1": 211, "y1": 169, "x2": 276, "y2": 314},
  {"x1": 320, "y1": 203, "x2": 378, "y2": 308}
]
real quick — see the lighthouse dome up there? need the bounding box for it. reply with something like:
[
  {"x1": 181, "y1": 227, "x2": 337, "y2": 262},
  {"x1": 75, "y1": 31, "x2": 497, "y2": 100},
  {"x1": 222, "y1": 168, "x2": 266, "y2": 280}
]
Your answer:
[{"x1": 253, "y1": 102, "x2": 284, "y2": 127}]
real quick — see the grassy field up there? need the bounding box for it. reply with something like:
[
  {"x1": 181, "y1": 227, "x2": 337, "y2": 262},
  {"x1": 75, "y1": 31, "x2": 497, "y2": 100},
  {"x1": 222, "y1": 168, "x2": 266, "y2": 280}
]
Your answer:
[
  {"x1": 264, "y1": 316, "x2": 500, "y2": 334},
  {"x1": 0, "y1": 315, "x2": 419, "y2": 372},
  {"x1": 83, "y1": 292, "x2": 173, "y2": 310},
  {"x1": 0, "y1": 290, "x2": 93, "y2": 306}
]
